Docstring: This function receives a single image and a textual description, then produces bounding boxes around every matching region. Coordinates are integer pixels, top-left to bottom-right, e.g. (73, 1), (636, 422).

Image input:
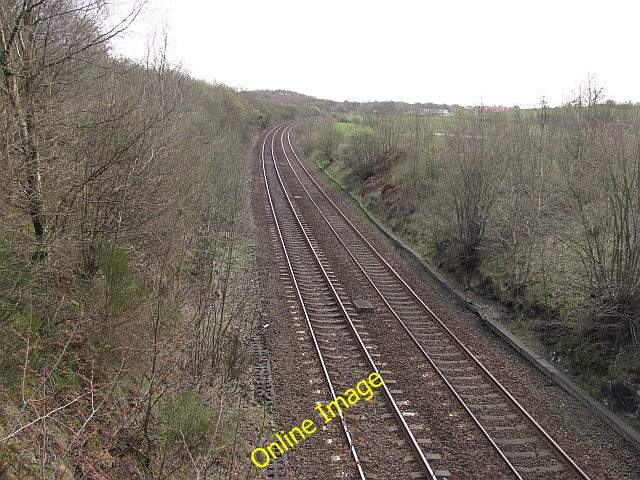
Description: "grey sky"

(110, 0), (640, 107)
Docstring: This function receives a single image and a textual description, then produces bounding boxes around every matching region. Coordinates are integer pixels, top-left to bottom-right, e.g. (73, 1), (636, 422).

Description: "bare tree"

(0, 0), (142, 253)
(559, 87), (640, 352)
(442, 107), (507, 272)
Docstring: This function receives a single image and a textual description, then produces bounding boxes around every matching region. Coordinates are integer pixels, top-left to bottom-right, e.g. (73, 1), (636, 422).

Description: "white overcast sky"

(109, 0), (639, 107)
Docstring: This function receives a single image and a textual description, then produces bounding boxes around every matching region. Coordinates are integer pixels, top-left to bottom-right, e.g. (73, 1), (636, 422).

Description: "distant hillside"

(243, 89), (452, 120)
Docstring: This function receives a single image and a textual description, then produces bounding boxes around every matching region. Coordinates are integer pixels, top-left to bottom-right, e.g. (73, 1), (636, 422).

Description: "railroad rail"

(261, 124), (438, 480)
(273, 121), (592, 480)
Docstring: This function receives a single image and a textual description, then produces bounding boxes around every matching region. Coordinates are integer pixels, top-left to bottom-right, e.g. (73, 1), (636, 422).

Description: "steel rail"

(276, 123), (522, 478)
(260, 123), (366, 479)
(268, 123), (438, 480)
(280, 121), (592, 480)
(261, 124), (437, 480)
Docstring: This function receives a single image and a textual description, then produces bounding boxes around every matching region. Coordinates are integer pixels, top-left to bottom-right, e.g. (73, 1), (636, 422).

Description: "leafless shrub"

(440, 108), (508, 272)
(557, 88), (640, 361)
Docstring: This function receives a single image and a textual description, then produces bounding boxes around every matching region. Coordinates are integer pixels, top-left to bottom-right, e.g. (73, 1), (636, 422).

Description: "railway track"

(265, 121), (593, 480)
(261, 124), (439, 479)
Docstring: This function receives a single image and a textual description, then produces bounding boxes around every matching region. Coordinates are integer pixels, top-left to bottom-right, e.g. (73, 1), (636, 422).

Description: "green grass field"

(333, 121), (357, 134)
(333, 113), (454, 135)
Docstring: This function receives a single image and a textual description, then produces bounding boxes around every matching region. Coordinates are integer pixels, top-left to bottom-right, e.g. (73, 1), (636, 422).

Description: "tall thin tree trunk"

(1, 0), (46, 250)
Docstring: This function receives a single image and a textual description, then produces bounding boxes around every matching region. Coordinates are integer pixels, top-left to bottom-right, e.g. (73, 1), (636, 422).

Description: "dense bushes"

(308, 96), (640, 397)
(337, 125), (380, 178)
(0, 2), (262, 478)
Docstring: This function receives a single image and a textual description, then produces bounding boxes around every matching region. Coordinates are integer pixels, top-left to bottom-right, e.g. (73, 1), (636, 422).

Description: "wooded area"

(305, 92), (640, 418)
(0, 1), (285, 478)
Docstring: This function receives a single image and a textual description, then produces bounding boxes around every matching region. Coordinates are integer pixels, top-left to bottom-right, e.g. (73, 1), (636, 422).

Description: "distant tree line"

(244, 89), (452, 116)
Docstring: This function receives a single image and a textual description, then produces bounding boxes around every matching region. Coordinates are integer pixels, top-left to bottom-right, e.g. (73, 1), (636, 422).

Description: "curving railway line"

(260, 121), (593, 479)
(261, 124), (437, 479)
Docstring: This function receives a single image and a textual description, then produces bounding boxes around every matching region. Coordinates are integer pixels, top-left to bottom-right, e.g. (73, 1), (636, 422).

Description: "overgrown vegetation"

(305, 91), (640, 421)
(0, 1), (269, 478)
